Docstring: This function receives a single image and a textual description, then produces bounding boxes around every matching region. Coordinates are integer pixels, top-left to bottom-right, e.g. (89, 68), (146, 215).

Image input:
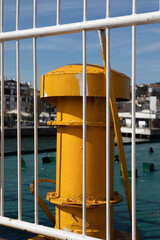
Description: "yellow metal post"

(40, 64), (130, 239)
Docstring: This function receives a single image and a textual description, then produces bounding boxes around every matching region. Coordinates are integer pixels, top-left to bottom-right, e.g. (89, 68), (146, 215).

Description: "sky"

(1, 0), (160, 89)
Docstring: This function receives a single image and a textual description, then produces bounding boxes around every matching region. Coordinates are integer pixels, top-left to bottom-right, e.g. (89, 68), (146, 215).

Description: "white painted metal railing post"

(82, 0), (87, 236)
(33, 0), (38, 225)
(0, 0), (4, 217)
(106, 0), (110, 239)
(132, 0), (137, 240)
(16, 0), (22, 221)
(57, 0), (60, 25)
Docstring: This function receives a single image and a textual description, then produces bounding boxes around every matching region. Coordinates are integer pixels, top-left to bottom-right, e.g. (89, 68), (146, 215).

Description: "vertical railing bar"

(0, 0), (3, 33)
(106, 0), (110, 18)
(82, 29), (86, 236)
(33, 0), (38, 225)
(0, 0), (4, 217)
(82, 0), (87, 236)
(33, 0), (37, 29)
(106, 1), (110, 239)
(16, 0), (20, 31)
(133, 0), (136, 14)
(16, 0), (22, 221)
(132, 26), (136, 239)
(57, 0), (60, 25)
(83, 0), (87, 22)
(33, 37), (38, 224)
(106, 29), (110, 240)
(132, 1), (136, 239)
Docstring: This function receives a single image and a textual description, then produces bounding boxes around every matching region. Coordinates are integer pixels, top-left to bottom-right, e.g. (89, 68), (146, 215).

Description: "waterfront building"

(119, 109), (160, 138)
(0, 78), (56, 125)
(0, 78), (33, 113)
(118, 96), (160, 138)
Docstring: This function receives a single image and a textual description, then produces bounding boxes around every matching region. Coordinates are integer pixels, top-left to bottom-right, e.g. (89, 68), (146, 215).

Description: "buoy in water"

(114, 155), (120, 162)
(149, 147), (154, 153)
(143, 162), (154, 172)
(21, 157), (26, 169)
(42, 156), (56, 163)
(42, 156), (51, 163)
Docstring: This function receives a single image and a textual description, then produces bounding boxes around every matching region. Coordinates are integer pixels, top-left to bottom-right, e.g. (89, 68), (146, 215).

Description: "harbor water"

(0, 136), (160, 239)
(114, 141), (160, 239)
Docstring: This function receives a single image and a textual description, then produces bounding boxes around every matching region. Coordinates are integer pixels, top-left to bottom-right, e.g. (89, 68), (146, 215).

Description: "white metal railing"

(82, 0), (87, 236)
(0, 1), (160, 240)
(1, 11), (160, 41)
(57, 0), (60, 25)
(16, 0), (22, 221)
(132, 1), (137, 239)
(0, 0), (4, 218)
(0, 216), (99, 240)
(106, 1), (110, 240)
(33, 0), (38, 225)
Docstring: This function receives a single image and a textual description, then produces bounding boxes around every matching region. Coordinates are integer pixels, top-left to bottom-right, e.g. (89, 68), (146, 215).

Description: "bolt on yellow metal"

(40, 64), (130, 239)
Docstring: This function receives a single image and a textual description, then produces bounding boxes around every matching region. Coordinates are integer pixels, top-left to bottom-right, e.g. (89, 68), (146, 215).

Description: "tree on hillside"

(136, 85), (148, 98)
(29, 96), (55, 117)
(152, 90), (160, 100)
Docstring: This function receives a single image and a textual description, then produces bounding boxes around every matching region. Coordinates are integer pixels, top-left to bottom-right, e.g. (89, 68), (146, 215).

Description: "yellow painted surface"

(51, 98), (114, 200)
(55, 205), (113, 238)
(40, 64), (130, 240)
(40, 64), (130, 101)
(27, 235), (55, 240)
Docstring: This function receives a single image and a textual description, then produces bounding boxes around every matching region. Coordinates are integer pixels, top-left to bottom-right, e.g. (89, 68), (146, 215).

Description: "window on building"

(13, 89), (17, 95)
(5, 96), (10, 102)
(4, 88), (10, 95)
(5, 104), (10, 111)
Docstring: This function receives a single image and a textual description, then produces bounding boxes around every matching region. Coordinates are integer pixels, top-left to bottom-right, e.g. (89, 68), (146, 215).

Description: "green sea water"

(0, 136), (56, 239)
(0, 136), (160, 239)
(114, 142), (160, 240)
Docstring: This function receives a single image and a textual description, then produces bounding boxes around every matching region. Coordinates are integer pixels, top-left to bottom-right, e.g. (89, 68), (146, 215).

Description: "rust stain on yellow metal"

(46, 191), (123, 207)
(40, 64), (130, 239)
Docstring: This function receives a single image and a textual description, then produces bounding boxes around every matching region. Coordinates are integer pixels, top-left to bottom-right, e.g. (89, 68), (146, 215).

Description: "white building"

(0, 79), (33, 113)
(119, 109), (160, 137)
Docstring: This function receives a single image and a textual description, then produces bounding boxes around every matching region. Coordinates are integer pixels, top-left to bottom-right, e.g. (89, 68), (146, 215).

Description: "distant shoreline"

(115, 137), (160, 145)
(4, 139), (160, 156)
(4, 147), (56, 157)
(2, 126), (57, 137)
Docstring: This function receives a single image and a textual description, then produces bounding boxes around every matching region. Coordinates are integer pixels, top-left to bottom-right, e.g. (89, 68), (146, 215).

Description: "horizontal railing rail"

(0, 216), (102, 240)
(0, 11), (160, 42)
